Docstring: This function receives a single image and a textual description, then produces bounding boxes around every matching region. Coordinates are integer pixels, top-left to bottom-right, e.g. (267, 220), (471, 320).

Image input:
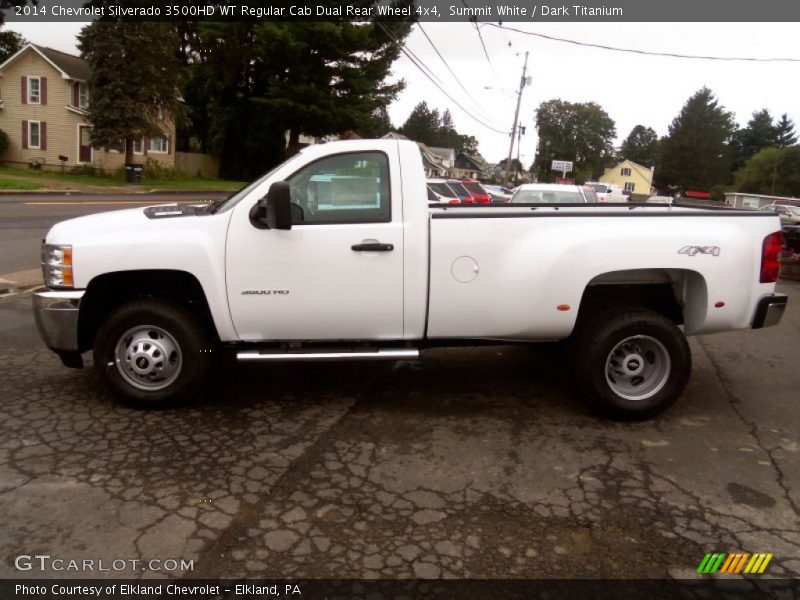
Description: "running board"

(237, 348), (419, 362)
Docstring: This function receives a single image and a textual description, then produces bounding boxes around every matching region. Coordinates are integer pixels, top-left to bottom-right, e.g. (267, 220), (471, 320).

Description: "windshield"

(587, 183), (608, 193)
(462, 182), (486, 195)
(511, 189), (584, 204)
(446, 181), (471, 198)
(428, 182), (456, 198)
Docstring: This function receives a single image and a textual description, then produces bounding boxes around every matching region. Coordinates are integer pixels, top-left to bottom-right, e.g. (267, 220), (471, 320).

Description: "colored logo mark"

(697, 552), (773, 574)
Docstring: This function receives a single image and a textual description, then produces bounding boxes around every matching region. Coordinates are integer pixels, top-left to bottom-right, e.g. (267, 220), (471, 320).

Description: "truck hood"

(46, 204), (209, 244)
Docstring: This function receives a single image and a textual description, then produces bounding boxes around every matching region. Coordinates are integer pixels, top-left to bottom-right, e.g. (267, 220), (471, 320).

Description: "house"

(599, 159), (655, 199)
(0, 43), (175, 171)
(451, 152), (488, 180)
(380, 133), (450, 178)
(725, 192), (800, 210)
(427, 146), (455, 170)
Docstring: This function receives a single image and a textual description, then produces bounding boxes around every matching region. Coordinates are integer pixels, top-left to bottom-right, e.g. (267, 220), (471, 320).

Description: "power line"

(488, 23), (800, 63)
(416, 23), (495, 122)
(473, 22), (502, 82)
(377, 22), (508, 135)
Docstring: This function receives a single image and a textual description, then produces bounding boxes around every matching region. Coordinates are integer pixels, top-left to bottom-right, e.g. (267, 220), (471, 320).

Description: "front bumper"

(752, 293), (788, 329)
(32, 289), (85, 352)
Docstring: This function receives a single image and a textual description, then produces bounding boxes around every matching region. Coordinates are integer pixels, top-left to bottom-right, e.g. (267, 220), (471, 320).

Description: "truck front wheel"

(93, 299), (211, 407)
(572, 306), (691, 420)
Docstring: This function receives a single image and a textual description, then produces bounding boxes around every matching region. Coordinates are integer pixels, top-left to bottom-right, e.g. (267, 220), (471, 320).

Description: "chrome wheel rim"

(605, 335), (670, 401)
(114, 325), (182, 391)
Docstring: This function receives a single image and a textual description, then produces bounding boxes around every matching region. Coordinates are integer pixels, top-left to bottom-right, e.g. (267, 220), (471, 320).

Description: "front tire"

(93, 299), (211, 407)
(572, 306), (691, 420)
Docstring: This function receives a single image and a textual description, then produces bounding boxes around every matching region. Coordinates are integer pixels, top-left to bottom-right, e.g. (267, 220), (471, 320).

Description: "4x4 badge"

(678, 246), (720, 256)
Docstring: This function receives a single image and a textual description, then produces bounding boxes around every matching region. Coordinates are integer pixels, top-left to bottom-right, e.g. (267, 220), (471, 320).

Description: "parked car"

(34, 139), (787, 419)
(510, 183), (598, 204)
(427, 180), (462, 204)
(445, 179), (481, 204)
(427, 184), (460, 205)
(759, 203), (800, 226)
(647, 195), (675, 205)
(585, 182), (627, 203)
(483, 184), (512, 204)
(459, 179), (491, 204)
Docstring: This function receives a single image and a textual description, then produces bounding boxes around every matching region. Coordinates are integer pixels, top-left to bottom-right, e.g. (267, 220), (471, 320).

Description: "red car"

(459, 178), (491, 204)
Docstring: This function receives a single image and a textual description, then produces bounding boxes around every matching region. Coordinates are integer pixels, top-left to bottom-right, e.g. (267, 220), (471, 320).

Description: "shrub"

(142, 157), (189, 180)
(0, 129), (8, 154)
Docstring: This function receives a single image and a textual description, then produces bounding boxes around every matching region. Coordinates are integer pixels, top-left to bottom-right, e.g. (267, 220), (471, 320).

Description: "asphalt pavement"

(1, 279), (798, 580)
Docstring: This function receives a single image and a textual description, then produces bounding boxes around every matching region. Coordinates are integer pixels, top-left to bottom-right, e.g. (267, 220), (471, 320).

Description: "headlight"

(42, 243), (73, 288)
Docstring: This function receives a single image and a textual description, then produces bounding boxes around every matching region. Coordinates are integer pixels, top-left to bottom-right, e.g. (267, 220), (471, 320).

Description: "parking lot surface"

(1, 281), (798, 580)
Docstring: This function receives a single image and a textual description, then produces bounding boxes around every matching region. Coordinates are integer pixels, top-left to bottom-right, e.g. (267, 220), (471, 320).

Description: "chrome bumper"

(752, 293), (788, 329)
(32, 289), (85, 352)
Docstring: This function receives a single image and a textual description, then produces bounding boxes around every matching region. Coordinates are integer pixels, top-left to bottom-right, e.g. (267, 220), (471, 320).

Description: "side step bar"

(237, 348), (419, 362)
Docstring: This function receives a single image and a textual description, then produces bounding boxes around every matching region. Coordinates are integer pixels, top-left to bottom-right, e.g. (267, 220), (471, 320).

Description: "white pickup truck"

(34, 139), (787, 419)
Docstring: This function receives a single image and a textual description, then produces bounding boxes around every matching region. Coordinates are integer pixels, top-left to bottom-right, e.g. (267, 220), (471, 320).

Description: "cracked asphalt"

(1, 281), (798, 581)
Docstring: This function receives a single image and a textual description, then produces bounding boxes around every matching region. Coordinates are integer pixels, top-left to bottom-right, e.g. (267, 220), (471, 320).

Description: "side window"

(286, 152), (390, 224)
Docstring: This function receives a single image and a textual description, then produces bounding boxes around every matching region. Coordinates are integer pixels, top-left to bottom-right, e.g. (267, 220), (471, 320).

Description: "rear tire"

(572, 305), (691, 420)
(93, 299), (211, 407)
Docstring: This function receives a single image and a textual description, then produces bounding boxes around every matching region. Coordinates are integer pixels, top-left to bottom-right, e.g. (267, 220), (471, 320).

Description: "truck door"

(225, 150), (404, 341)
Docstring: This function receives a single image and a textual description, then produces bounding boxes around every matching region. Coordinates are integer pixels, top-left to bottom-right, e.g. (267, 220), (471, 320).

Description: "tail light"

(760, 231), (783, 283)
(464, 197), (474, 204)
(448, 199), (461, 205)
(475, 195), (490, 204)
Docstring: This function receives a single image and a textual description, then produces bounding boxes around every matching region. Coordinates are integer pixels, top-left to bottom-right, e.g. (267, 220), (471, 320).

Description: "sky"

(10, 21), (800, 166)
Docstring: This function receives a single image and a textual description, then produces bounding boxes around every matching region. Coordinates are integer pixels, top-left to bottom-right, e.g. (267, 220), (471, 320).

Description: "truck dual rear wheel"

(93, 299), (211, 407)
(572, 306), (691, 420)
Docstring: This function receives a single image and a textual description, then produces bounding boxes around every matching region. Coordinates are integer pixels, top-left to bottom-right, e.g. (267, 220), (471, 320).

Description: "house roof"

(0, 43), (89, 81)
(380, 132), (410, 140)
(36, 45), (90, 81)
(456, 152), (487, 171)
(605, 158), (654, 182)
(428, 147), (455, 160)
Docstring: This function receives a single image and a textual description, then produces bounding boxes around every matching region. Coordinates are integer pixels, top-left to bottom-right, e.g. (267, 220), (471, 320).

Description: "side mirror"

(249, 181), (292, 230)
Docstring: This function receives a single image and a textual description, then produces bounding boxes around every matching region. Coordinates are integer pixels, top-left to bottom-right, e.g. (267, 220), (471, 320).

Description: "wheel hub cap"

(114, 326), (182, 391)
(605, 335), (671, 401)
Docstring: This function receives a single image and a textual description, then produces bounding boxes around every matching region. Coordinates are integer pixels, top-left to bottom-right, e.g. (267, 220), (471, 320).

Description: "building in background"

(0, 43), (175, 172)
(600, 159), (654, 200)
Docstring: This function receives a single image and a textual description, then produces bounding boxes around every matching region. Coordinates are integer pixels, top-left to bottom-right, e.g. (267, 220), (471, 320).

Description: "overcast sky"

(10, 21), (799, 165)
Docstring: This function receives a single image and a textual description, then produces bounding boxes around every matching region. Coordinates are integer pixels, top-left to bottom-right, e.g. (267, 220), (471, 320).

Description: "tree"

(77, 23), (186, 165)
(531, 99), (616, 183)
(774, 113), (798, 148)
(620, 125), (659, 167)
(359, 106), (393, 138)
(0, 29), (24, 63)
(255, 18), (410, 154)
(735, 146), (800, 196)
(658, 88), (735, 190)
(399, 101), (441, 145)
(729, 109), (779, 173)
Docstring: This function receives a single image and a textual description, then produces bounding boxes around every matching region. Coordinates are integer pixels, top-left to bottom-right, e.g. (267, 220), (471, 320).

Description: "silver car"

(759, 203), (800, 226)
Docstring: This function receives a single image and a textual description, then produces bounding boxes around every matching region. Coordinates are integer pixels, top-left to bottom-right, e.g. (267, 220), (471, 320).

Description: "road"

(1, 277), (798, 581)
(0, 192), (229, 274)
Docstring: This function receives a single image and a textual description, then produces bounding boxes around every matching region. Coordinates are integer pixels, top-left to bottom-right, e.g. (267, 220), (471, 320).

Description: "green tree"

(735, 146), (800, 196)
(359, 106), (393, 138)
(620, 125), (659, 167)
(532, 99), (616, 183)
(659, 87), (735, 190)
(77, 23), (186, 165)
(0, 29), (25, 63)
(399, 101), (441, 145)
(730, 109), (778, 172)
(774, 113), (798, 148)
(255, 18), (410, 154)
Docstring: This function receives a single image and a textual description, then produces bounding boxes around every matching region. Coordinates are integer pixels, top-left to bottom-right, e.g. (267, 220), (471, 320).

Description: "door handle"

(351, 242), (394, 252)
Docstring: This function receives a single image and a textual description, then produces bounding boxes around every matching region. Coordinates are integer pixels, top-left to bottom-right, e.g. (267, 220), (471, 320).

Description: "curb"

(0, 188), (234, 196)
(0, 283), (44, 298)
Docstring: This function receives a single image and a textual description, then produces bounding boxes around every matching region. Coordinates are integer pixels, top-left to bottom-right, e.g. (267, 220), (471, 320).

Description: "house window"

(148, 136), (168, 153)
(624, 182), (635, 192)
(28, 77), (41, 104)
(28, 121), (41, 149)
(133, 139), (143, 154)
(78, 83), (89, 108)
(620, 167), (631, 176)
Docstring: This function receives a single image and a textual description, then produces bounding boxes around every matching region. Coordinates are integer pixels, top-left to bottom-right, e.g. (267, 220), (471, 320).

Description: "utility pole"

(504, 51), (529, 187)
